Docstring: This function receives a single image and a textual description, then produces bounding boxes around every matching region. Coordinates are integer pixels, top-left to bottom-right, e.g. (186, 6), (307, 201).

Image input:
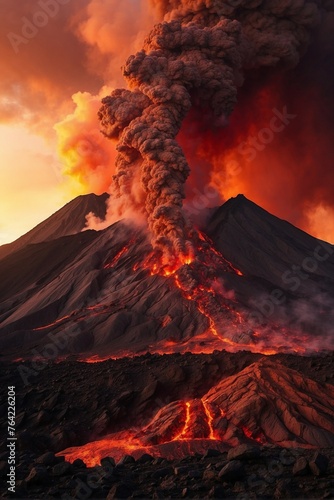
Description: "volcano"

(1, 195), (334, 499)
(0, 193), (333, 361)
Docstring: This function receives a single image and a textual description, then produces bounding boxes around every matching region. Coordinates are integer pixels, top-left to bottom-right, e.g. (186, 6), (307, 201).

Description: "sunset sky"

(0, 0), (333, 245)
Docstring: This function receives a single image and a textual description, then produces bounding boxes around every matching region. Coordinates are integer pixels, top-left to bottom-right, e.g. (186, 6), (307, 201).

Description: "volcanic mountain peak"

(0, 192), (109, 261)
(0, 193), (333, 360)
(208, 194), (334, 291)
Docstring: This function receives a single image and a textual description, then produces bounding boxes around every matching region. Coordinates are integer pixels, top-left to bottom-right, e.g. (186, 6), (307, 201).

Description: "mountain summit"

(0, 193), (109, 261)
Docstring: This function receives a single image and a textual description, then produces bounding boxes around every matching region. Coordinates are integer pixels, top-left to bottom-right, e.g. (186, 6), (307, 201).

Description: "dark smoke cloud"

(99, 0), (332, 265)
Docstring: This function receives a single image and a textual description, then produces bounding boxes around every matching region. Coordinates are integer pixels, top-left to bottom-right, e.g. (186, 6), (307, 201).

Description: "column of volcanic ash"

(98, 0), (331, 271)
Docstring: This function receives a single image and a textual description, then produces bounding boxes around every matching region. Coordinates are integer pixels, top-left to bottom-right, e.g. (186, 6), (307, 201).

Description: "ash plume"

(99, 0), (331, 266)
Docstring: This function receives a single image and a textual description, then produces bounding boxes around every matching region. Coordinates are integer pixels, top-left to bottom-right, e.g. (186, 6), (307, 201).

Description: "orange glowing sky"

(0, 1), (333, 245)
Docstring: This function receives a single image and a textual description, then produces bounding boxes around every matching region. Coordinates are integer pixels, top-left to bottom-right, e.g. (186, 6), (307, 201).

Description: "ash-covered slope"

(0, 193), (108, 261)
(0, 222), (208, 360)
(208, 194), (334, 294)
(0, 194), (333, 360)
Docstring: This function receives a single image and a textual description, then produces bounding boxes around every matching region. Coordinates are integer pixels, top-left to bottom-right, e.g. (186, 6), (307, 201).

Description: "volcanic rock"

(174, 465), (191, 475)
(152, 466), (174, 479)
(117, 454), (135, 466)
(218, 460), (244, 481)
(136, 453), (154, 464)
(35, 451), (59, 466)
(274, 478), (293, 499)
(309, 452), (329, 476)
(292, 457), (309, 476)
(52, 461), (73, 476)
(203, 469), (216, 481)
(205, 358), (334, 448)
(101, 456), (116, 468)
(227, 444), (260, 461)
(209, 485), (226, 498)
(204, 449), (222, 458)
(107, 483), (134, 499)
(26, 465), (48, 484)
(73, 458), (87, 468)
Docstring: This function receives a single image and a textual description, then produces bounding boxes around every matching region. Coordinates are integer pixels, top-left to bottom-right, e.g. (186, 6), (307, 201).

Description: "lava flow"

(134, 228), (256, 351)
(74, 228), (314, 364)
(58, 399), (231, 466)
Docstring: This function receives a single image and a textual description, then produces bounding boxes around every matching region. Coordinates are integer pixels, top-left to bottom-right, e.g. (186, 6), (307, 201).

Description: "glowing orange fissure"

(58, 400), (267, 467)
(59, 400), (224, 467)
(202, 400), (216, 440)
(104, 237), (136, 269)
(32, 303), (123, 332)
(172, 401), (192, 441)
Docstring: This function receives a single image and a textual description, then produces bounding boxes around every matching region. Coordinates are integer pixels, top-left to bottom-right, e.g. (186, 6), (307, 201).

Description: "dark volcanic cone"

(0, 193), (109, 261)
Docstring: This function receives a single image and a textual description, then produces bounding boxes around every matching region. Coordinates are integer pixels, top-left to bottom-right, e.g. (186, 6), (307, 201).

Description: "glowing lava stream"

(172, 402), (192, 441)
(202, 400), (216, 440)
(32, 303), (124, 332)
(57, 399), (270, 466)
(104, 238), (136, 269)
(104, 246), (128, 269)
(134, 232), (310, 356)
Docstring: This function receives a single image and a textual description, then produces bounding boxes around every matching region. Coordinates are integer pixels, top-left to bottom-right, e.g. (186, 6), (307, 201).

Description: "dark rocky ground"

(1, 350), (334, 499)
(3, 444), (334, 499)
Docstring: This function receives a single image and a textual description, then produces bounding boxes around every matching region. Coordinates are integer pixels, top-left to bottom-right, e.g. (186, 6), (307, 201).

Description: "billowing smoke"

(99, 0), (332, 266)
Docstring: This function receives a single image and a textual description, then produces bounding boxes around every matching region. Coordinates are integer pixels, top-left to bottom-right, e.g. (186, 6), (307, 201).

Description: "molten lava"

(58, 399), (230, 466)
(57, 391), (270, 466)
(104, 238), (136, 269)
(58, 358), (334, 466)
(104, 246), (128, 269)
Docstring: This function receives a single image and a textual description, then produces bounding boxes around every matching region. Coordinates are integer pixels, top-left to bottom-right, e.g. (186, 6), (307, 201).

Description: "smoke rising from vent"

(99, 0), (332, 264)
